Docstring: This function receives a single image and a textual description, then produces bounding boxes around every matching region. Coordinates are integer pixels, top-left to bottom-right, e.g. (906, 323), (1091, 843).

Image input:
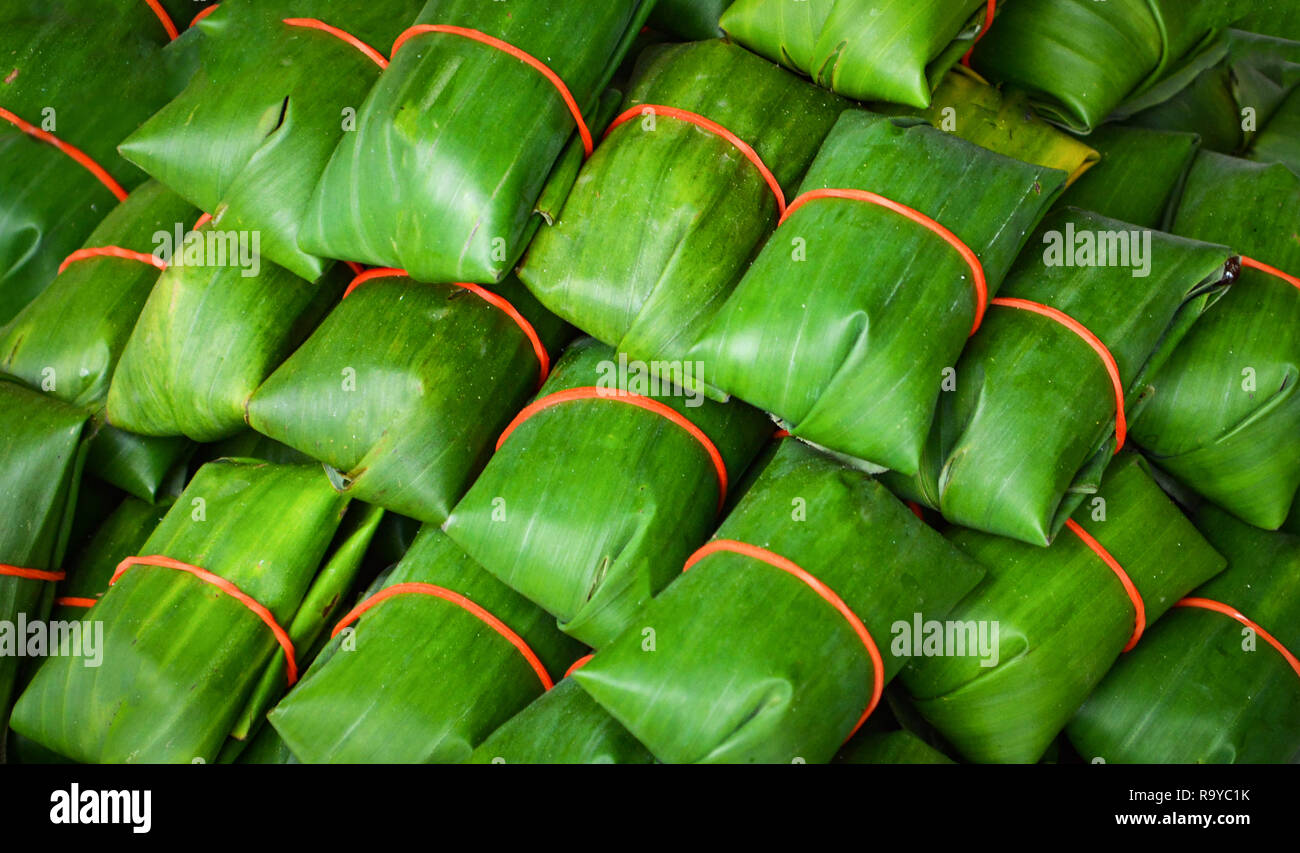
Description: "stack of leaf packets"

(444, 337), (772, 648)
(971, 0), (1241, 132)
(246, 274), (569, 524)
(120, 0), (426, 280)
(1054, 126), (1201, 229)
(269, 527), (582, 763)
(895, 207), (1233, 545)
(298, 0), (654, 283)
(519, 40), (845, 394)
(899, 453), (1225, 763)
(1068, 505), (1300, 763)
(1130, 152), (1300, 529)
(572, 440), (984, 763)
(649, 0), (732, 39)
(11, 460), (380, 763)
(1, 180), (198, 500)
(719, 0), (998, 106)
(689, 110), (1065, 476)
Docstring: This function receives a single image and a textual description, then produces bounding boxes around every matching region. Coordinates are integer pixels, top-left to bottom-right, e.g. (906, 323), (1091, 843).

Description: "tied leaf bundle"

(899, 453), (1226, 763)
(298, 0), (655, 283)
(648, 0), (733, 40)
(1130, 152), (1300, 529)
(719, 0), (997, 107)
(10, 460), (378, 764)
(1, 180), (198, 500)
(835, 729), (955, 765)
(896, 208), (1233, 545)
(1054, 126), (1201, 229)
(572, 440), (985, 764)
(120, 0), (426, 281)
(1067, 505), (1300, 763)
(519, 39), (844, 391)
(269, 527), (582, 763)
(246, 274), (568, 524)
(690, 111), (1065, 476)
(444, 337), (772, 648)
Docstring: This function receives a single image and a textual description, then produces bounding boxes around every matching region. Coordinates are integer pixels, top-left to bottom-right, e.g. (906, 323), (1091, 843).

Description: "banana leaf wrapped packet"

(518, 39), (845, 390)
(971, 0), (1240, 133)
(649, 0), (733, 40)
(10, 459), (380, 763)
(1053, 126), (1200, 229)
(1249, 84), (1300, 174)
(899, 453), (1225, 763)
(269, 526), (582, 763)
(1, 180), (198, 500)
(835, 729), (956, 765)
(1067, 505), (1300, 763)
(298, 0), (654, 283)
(572, 440), (985, 764)
(50, 496), (171, 621)
(689, 110), (1065, 475)
(120, 0), (426, 280)
(719, 0), (999, 107)
(247, 271), (568, 523)
(1130, 152), (1300, 529)
(444, 337), (772, 648)
(891, 208), (1233, 545)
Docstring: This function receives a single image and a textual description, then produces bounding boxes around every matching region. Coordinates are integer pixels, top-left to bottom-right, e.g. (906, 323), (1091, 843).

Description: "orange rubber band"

(683, 539), (884, 738)
(992, 297), (1126, 451)
(193, 212), (212, 229)
(143, 0), (179, 40)
(391, 25), (593, 156)
(497, 387), (730, 513)
(0, 107), (128, 202)
(604, 105), (786, 217)
(344, 260), (364, 275)
(58, 246), (166, 275)
(331, 582), (554, 690)
(1064, 518), (1145, 651)
(284, 18), (389, 69)
(342, 267), (550, 385)
(111, 555), (299, 685)
(1176, 597), (1300, 681)
(907, 501), (925, 521)
(0, 564), (65, 582)
(961, 0), (997, 67)
(55, 596), (100, 608)
(1241, 256), (1300, 291)
(780, 188), (988, 334)
(191, 5), (219, 27)
(564, 653), (594, 679)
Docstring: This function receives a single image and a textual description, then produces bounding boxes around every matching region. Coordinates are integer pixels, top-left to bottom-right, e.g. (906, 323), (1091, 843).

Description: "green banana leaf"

(689, 110), (1065, 476)
(298, 0), (655, 283)
(719, 0), (997, 107)
(107, 251), (348, 443)
(192, 431), (314, 468)
(834, 730), (956, 765)
(1234, 1), (1300, 41)
(648, 0), (732, 39)
(1130, 152), (1300, 529)
(468, 677), (654, 765)
(519, 41), (845, 398)
(10, 459), (367, 763)
(120, 0), (426, 281)
(0, 381), (89, 739)
(899, 453), (1226, 763)
(897, 207), (1233, 545)
(1053, 126), (1200, 229)
(1067, 504), (1300, 763)
(572, 440), (985, 764)
(444, 337), (772, 648)
(234, 722), (300, 765)
(51, 496), (172, 622)
(0, 0), (197, 323)
(972, 0), (1240, 132)
(1249, 84), (1300, 173)
(268, 526), (583, 763)
(247, 274), (569, 524)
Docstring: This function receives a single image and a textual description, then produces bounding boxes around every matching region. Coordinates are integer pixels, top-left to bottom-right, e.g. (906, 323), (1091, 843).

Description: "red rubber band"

(111, 555), (299, 685)
(344, 260), (364, 275)
(143, 0), (179, 40)
(193, 212), (212, 229)
(1175, 597), (1300, 681)
(564, 653), (594, 679)
(191, 5), (219, 27)
(497, 387), (729, 513)
(992, 297), (1126, 452)
(780, 188), (988, 334)
(342, 267), (550, 385)
(55, 596), (100, 608)
(0, 107), (128, 202)
(284, 18), (388, 69)
(683, 539), (884, 738)
(907, 501), (925, 521)
(1064, 518), (1145, 651)
(0, 564), (65, 582)
(604, 105), (786, 217)
(961, 0), (997, 67)
(1241, 256), (1300, 291)
(330, 582), (554, 690)
(58, 246), (167, 276)
(390, 25), (593, 156)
